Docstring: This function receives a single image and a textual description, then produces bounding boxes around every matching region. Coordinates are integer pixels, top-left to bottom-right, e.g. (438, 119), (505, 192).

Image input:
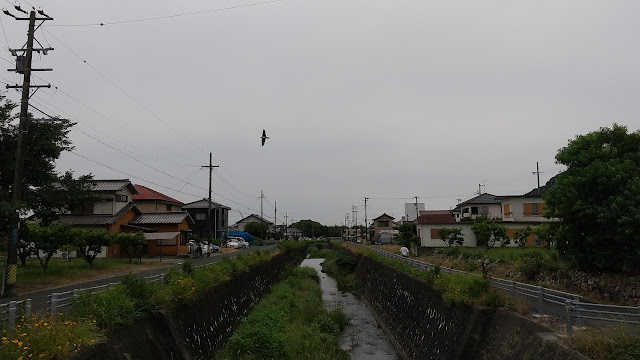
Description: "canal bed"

(300, 258), (400, 360)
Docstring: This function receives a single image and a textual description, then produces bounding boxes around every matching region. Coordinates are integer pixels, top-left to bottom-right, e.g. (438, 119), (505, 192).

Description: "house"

(129, 212), (194, 256)
(372, 213), (396, 243)
(182, 199), (231, 240)
(58, 179), (143, 257)
(452, 193), (502, 221)
(286, 227), (302, 238)
(231, 214), (273, 232)
(416, 213), (476, 247)
(132, 184), (184, 212)
(58, 179), (195, 257)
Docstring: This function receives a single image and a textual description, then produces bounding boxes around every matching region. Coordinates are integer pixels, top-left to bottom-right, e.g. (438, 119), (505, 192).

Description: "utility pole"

(364, 197), (369, 243)
(274, 200), (277, 239)
(201, 153), (219, 241)
(284, 212), (288, 239)
(532, 162), (544, 196)
(3, 7), (54, 297)
(414, 196), (419, 221)
(260, 190), (264, 220)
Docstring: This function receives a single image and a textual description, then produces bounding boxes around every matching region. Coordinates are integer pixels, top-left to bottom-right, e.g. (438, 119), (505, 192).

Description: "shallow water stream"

(300, 258), (400, 360)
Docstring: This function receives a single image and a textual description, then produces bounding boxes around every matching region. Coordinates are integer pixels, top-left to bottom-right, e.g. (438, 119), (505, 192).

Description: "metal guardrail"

(355, 244), (640, 333)
(2, 245), (278, 324)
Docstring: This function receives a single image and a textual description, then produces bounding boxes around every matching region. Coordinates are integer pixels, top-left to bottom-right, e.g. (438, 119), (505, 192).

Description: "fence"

(359, 244), (640, 334)
(1, 244), (278, 326)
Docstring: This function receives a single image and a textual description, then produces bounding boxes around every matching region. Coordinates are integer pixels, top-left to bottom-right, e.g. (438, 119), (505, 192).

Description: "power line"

(47, 1), (282, 27)
(42, 28), (208, 155)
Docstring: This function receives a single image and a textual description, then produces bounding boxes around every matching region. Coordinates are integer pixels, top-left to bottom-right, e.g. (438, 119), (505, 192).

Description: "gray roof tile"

(130, 211), (194, 225)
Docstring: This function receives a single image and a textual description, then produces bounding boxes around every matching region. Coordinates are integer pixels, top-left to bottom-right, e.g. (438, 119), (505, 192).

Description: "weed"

(567, 325), (640, 360)
(71, 285), (142, 330)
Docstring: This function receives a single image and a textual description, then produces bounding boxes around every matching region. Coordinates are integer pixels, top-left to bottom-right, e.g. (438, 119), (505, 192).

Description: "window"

(430, 229), (440, 239)
(523, 203), (545, 216)
(157, 238), (177, 246)
(462, 208), (469, 214)
(378, 220), (389, 227)
(471, 207), (478, 215)
(479, 206), (489, 215)
(115, 194), (128, 202)
(504, 204), (511, 218)
(166, 204), (172, 211)
(195, 213), (206, 221)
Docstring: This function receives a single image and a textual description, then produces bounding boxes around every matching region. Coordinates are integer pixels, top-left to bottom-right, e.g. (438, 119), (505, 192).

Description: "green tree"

(544, 124), (640, 273)
(114, 232), (146, 263)
(28, 222), (75, 273)
(244, 222), (270, 238)
(512, 226), (533, 247)
(290, 219), (327, 238)
(397, 222), (419, 246)
(0, 94), (96, 233)
(471, 221), (509, 249)
(74, 229), (114, 266)
(438, 227), (464, 247)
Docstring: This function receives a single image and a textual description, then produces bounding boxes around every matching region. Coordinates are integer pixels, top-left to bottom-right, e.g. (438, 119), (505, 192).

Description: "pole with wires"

(2, 8), (54, 297)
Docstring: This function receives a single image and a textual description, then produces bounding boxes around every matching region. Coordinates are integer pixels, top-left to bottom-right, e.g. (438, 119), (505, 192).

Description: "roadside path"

(2, 246), (270, 313)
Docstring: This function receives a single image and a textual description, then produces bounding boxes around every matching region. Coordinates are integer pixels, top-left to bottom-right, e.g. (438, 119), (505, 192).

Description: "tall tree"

(0, 94), (95, 232)
(544, 124), (640, 273)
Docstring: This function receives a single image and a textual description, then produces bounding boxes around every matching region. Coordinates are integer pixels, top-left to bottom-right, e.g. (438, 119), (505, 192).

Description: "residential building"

(372, 213), (396, 243)
(231, 214), (273, 232)
(453, 193), (502, 221)
(182, 199), (231, 240)
(132, 184), (184, 212)
(129, 212), (194, 256)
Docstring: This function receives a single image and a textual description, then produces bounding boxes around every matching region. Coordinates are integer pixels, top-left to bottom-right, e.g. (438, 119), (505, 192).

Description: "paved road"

(2, 245), (273, 313)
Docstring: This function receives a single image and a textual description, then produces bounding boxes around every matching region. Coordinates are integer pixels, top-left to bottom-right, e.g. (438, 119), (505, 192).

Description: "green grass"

(17, 257), (138, 285)
(216, 266), (350, 360)
(568, 325), (640, 360)
(439, 246), (562, 263)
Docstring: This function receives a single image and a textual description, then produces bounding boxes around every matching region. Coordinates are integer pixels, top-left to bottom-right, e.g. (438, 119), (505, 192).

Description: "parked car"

(209, 244), (220, 253)
(188, 240), (208, 256)
(226, 237), (249, 249)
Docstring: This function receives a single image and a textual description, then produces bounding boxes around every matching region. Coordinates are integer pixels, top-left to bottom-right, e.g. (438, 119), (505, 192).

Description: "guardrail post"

(574, 295), (583, 327)
(537, 286), (544, 316)
(7, 301), (16, 333)
(73, 288), (79, 299)
(50, 293), (58, 316)
(565, 300), (573, 335)
(509, 280), (515, 297)
(25, 298), (31, 319)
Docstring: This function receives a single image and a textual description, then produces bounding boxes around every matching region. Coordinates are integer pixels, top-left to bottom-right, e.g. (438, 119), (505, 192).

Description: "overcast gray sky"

(1, 0), (639, 225)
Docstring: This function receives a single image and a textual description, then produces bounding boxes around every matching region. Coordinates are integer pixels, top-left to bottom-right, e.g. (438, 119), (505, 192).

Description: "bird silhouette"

(261, 129), (269, 146)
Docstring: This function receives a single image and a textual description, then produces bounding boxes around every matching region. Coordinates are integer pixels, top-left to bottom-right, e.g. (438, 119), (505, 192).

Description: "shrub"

(0, 314), (101, 360)
(120, 273), (166, 313)
(517, 254), (544, 280)
(482, 290), (506, 308)
(181, 260), (195, 278)
(166, 277), (197, 304)
(335, 255), (358, 272)
(71, 285), (142, 330)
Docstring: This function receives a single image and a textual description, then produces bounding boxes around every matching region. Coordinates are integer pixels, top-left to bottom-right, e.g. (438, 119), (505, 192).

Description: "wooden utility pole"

(202, 153), (219, 241)
(3, 8), (54, 297)
(532, 162), (544, 196)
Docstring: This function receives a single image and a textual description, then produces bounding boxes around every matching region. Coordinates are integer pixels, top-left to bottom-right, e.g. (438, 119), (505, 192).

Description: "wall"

(418, 222), (476, 247)
(354, 255), (590, 360)
(72, 248), (307, 360)
(501, 196), (556, 223)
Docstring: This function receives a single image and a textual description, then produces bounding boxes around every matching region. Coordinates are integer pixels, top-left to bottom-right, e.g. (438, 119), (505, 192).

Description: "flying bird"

(261, 129), (269, 146)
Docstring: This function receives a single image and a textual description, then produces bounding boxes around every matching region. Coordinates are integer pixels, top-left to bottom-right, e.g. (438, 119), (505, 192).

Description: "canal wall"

(71, 248), (307, 360)
(354, 255), (589, 360)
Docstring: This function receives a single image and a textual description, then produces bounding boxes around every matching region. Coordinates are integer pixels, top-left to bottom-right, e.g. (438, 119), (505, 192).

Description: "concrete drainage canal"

(300, 258), (400, 360)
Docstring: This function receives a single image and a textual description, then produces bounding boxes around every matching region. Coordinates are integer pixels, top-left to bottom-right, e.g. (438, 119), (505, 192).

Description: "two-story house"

(452, 193), (502, 221)
(133, 184), (184, 212)
(231, 214), (273, 232)
(372, 213), (396, 243)
(182, 199), (231, 240)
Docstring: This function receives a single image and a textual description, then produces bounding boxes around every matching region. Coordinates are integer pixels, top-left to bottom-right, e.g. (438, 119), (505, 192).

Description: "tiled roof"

(93, 179), (138, 194)
(144, 232), (180, 240)
(57, 203), (139, 226)
(417, 213), (456, 224)
(456, 193), (501, 207)
(132, 185), (183, 204)
(237, 214), (273, 225)
(130, 211), (194, 225)
(372, 213), (395, 220)
(182, 198), (231, 210)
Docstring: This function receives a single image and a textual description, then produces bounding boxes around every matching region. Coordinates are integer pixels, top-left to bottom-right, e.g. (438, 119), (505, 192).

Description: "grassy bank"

(216, 266), (350, 360)
(1, 247), (288, 360)
(568, 326), (640, 360)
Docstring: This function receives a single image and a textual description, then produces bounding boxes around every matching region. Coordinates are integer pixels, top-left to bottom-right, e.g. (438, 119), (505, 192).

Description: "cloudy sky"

(1, 0), (638, 225)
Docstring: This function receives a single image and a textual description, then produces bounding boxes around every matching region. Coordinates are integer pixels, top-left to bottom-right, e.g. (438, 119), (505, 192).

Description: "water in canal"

(300, 258), (400, 360)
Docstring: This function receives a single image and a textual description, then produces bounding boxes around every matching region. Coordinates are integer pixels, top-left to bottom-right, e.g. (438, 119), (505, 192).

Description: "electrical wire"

(42, 28), (208, 155)
(47, 1), (282, 27)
